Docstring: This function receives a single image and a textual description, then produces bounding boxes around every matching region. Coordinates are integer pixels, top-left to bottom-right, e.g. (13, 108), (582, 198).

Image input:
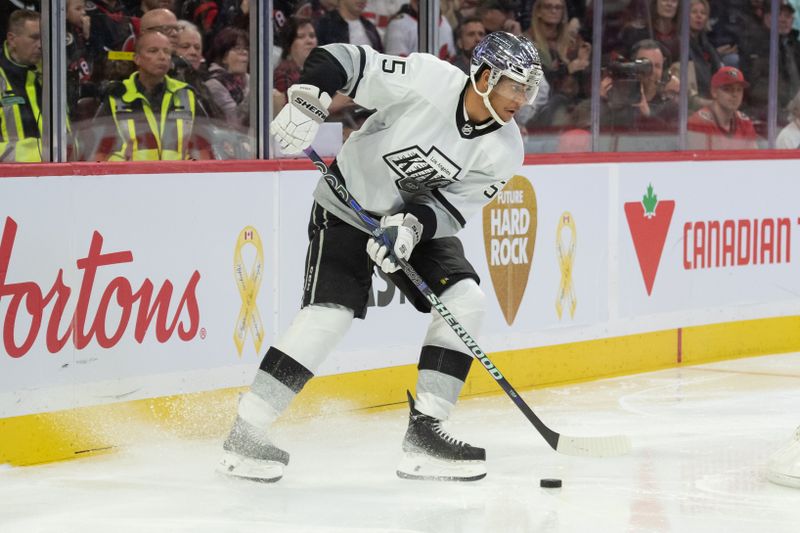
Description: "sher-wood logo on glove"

(482, 175), (537, 325)
(293, 95), (328, 121)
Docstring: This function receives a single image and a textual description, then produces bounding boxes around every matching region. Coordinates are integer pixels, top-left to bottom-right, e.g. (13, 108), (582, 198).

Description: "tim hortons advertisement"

(619, 160), (800, 317)
(0, 173), (277, 416)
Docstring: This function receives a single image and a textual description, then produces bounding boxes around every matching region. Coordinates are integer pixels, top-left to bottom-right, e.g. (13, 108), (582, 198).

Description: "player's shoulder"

(404, 52), (464, 77)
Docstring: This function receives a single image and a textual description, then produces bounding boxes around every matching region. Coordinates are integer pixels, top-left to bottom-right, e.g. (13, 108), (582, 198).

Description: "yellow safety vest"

(108, 73), (196, 161)
(0, 64), (42, 163)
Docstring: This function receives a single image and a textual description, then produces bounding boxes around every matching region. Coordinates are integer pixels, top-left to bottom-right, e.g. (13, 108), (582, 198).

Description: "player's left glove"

(270, 84), (332, 154)
(366, 213), (423, 273)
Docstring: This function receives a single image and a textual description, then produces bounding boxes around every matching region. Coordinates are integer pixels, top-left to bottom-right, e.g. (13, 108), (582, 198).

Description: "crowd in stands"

(1, 0), (251, 162)
(270, 0), (800, 151)
(1, 0), (800, 162)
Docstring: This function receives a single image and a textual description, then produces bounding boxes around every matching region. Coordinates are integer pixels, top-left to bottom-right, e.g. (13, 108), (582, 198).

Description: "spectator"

(688, 66), (758, 150)
(452, 16), (486, 73)
(478, 0), (522, 35)
(457, 0), (482, 20)
(67, 0), (98, 120)
(85, 0), (137, 53)
(634, 39), (679, 124)
(140, 7), (180, 48)
(384, 0), (454, 59)
(175, 19), (204, 71)
(204, 27), (250, 128)
(737, 0), (768, 50)
(741, 1), (800, 129)
(583, 0), (642, 60)
(525, 0), (591, 128)
(0, 9), (42, 162)
(180, 0), (250, 50)
(127, 0), (175, 18)
(687, 0), (722, 110)
(0, 1), (38, 41)
(274, 17), (318, 94)
(140, 9), (212, 113)
(363, 0), (405, 39)
(707, 0), (745, 67)
(441, 0), (461, 31)
(291, 0), (337, 21)
(95, 30), (208, 160)
(593, 39), (679, 139)
(316, 0), (383, 51)
(776, 89), (800, 148)
(171, 20), (222, 120)
(618, 0), (680, 64)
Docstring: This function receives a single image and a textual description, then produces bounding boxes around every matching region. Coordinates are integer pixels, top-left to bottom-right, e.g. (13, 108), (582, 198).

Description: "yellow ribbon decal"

(555, 211), (577, 320)
(233, 226), (265, 357)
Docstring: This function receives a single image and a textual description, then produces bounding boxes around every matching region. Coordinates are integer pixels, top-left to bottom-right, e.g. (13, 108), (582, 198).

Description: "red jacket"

(687, 107), (758, 150)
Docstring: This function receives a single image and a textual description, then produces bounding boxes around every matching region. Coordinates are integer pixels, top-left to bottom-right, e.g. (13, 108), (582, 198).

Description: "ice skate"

(766, 426), (800, 488)
(396, 391), (486, 481)
(217, 416), (289, 483)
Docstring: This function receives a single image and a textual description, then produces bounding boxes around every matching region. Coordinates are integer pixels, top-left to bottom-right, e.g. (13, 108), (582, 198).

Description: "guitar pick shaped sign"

(482, 175), (537, 325)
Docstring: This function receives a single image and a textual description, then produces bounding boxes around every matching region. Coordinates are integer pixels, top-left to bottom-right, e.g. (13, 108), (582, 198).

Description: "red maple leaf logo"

(625, 186), (675, 296)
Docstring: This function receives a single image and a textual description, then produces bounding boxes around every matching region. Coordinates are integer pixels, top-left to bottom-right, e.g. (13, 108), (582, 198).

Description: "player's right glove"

(366, 213), (423, 273)
(270, 84), (332, 154)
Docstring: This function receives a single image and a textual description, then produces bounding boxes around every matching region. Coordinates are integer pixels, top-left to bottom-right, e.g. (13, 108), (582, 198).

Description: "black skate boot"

(396, 391), (486, 481)
(217, 416), (289, 482)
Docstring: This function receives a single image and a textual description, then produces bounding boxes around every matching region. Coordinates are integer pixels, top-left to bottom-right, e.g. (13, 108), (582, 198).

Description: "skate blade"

(766, 470), (800, 488)
(396, 452), (486, 482)
(217, 450), (284, 483)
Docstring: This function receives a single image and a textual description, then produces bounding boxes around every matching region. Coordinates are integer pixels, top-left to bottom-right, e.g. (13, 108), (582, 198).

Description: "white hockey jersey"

(313, 44), (524, 239)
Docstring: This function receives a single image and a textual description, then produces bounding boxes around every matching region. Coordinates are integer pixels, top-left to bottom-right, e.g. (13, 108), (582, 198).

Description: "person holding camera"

(592, 39), (679, 148)
(687, 66), (758, 150)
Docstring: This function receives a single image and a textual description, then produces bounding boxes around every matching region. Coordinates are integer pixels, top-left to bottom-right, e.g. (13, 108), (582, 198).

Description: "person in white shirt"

(363, 0), (406, 40)
(776, 90), (800, 149)
(219, 32), (543, 484)
(384, 0), (456, 60)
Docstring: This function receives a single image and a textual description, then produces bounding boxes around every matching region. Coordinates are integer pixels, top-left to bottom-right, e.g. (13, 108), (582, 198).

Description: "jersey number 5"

(381, 59), (407, 75)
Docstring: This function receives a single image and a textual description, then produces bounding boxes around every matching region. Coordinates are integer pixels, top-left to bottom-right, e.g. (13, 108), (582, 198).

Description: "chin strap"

(469, 75), (508, 125)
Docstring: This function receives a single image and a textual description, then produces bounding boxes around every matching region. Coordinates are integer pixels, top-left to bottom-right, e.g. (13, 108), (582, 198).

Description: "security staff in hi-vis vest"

(98, 30), (207, 161)
(0, 10), (43, 163)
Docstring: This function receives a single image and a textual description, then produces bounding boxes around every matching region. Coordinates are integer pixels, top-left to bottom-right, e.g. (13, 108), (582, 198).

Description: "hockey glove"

(270, 84), (332, 155)
(366, 213), (423, 273)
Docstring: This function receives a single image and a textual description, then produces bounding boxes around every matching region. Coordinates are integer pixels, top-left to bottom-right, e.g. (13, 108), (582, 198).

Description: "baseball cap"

(711, 66), (749, 90)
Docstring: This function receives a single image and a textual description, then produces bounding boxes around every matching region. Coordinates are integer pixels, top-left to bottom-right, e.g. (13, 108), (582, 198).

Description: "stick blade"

(555, 434), (632, 457)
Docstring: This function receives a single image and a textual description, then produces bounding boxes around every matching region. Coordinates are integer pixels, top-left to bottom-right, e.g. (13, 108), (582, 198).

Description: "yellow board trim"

(3, 315), (800, 467)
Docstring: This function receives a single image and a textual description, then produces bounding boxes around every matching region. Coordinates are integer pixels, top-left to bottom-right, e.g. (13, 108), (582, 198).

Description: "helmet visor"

(492, 75), (539, 105)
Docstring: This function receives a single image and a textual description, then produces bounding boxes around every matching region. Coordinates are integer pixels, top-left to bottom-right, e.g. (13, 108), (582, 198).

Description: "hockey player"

(218, 32), (543, 482)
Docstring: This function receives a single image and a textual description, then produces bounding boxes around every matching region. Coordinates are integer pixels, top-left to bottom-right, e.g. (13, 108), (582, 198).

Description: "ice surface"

(2, 352), (800, 533)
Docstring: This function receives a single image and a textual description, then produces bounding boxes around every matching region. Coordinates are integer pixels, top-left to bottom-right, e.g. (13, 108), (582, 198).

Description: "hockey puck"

(540, 478), (562, 488)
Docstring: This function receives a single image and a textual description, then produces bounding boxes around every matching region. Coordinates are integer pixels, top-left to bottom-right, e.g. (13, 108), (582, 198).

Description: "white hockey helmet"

(469, 32), (544, 124)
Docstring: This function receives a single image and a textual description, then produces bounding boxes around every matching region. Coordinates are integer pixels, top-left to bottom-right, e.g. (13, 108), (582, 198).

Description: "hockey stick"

(303, 147), (631, 458)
